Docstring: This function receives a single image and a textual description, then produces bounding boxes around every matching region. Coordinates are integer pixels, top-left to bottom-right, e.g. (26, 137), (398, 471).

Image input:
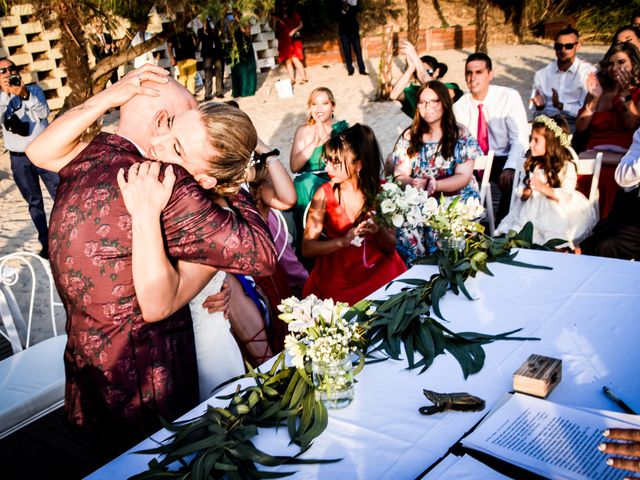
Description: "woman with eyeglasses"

(389, 81), (481, 264)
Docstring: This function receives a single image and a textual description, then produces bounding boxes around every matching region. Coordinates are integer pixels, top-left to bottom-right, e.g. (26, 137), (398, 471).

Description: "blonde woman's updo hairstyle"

(197, 102), (258, 195)
(306, 87), (336, 125)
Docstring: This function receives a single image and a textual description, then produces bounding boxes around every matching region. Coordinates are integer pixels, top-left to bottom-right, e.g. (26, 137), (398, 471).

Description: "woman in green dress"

(229, 12), (257, 98)
(289, 87), (348, 258)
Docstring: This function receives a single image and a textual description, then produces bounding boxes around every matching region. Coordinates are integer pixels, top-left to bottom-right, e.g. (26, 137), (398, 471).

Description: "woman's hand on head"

(117, 161), (176, 218)
(101, 64), (170, 108)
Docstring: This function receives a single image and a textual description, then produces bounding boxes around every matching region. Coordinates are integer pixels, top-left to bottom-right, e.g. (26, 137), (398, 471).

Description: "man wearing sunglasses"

(531, 27), (594, 129)
(0, 57), (58, 259)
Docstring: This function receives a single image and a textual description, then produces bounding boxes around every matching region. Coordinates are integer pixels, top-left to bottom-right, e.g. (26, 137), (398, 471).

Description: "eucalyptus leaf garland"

(344, 222), (552, 377)
(133, 222), (552, 478)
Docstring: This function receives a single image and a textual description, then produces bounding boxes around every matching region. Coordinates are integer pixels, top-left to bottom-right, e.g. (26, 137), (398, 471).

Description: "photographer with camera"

(0, 58), (58, 259)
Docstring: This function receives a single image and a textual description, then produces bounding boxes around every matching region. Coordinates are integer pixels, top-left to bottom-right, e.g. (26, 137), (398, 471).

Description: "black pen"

(602, 386), (638, 415)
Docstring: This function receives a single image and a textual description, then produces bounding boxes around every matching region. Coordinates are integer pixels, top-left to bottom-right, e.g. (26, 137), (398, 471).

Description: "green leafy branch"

(346, 223), (548, 378)
(132, 353), (337, 479)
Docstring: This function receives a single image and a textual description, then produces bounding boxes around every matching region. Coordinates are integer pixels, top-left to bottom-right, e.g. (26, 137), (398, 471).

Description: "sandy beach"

(0, 42), (607, 343)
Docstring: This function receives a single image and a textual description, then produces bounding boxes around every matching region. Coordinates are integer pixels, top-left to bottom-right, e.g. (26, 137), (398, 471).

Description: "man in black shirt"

(198, 18), (225, 100)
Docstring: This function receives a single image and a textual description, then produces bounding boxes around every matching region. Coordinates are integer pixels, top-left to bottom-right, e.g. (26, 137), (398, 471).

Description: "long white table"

(88, 250), (640, 479)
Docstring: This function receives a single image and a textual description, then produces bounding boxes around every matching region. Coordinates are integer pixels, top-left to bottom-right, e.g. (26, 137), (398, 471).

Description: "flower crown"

(533, 115), (572, 148)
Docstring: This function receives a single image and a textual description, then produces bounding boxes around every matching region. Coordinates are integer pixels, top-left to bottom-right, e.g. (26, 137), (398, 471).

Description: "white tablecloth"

(87, 250), (640, 479)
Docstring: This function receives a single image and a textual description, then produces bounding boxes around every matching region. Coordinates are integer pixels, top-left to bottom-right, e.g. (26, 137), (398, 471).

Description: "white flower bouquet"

(278, 295), (362, 370)
(278, 295), (364, 408)
(376, 181), (432, 229)
(424, 195), (485, 249)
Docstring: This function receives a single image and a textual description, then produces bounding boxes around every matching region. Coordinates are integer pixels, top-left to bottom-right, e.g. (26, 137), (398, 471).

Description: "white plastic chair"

(510, 154), (527, 210)
(475, 150), (495, 235)
(0, 252), (67, 440)
(576, 151), (603, 216)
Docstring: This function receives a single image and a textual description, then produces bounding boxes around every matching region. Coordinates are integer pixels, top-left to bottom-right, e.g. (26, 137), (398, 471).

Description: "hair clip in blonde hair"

(534, 115), (572, 148)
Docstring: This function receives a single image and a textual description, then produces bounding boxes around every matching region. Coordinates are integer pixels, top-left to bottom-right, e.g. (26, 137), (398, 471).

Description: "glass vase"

(311, 355), (355, 409)
(432, 230), (466, 252)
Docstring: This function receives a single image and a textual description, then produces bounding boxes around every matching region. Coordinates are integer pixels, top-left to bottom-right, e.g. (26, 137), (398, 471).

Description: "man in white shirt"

(531, 27), (593, 128)
(581, 127), (640, 260)
(453, 52), (529, 222)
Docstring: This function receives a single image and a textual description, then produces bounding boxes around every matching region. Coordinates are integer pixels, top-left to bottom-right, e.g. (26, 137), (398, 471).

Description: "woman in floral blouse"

(389, 80), (481, 264)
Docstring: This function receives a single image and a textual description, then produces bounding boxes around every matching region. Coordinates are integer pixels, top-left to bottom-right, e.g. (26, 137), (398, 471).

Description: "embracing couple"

(26, 65), (277, 458)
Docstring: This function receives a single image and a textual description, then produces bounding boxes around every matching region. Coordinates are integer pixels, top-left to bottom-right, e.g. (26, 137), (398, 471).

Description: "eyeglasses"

(554, 42), (577, 51)
(417, 99), (441, 109)
(0, 67), (17, 74)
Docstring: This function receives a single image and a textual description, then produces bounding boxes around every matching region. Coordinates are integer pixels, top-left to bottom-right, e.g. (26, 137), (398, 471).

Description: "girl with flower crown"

(302, 124), (406, 305)
(495, 115), (597, 247)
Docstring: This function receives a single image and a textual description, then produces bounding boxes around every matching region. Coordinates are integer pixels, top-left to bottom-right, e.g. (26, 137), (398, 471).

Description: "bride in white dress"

(190, 271), (245, 401)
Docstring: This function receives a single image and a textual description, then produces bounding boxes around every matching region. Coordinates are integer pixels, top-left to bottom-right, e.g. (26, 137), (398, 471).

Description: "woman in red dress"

(575, 42), (640, 217)
(273, 0), (308, 84)
(302, 124), (406, 305)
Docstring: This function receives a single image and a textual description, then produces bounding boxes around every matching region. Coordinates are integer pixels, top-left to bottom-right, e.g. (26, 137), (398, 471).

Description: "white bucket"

(274, 78), (293, 98)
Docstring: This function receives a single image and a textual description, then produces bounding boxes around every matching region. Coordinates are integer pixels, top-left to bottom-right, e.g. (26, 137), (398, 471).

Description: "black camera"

(8, 74), (21, 87)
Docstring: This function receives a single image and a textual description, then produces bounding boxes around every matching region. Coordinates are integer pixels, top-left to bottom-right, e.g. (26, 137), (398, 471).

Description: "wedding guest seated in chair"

(390, 81), (481, 265)
(575, 42), (640, 217)
(495, 115), (597, 248)
(303, 124), (406, 305)
(530, 27), (593, 131)
(581, 126), (640, 260)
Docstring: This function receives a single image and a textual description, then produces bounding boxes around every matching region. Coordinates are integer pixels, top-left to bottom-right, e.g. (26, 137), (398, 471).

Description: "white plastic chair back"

(576, 151), (603, 204)
(474, 150), (495, 235)
(0, 252), (67, 440)
(0, 252), (63, 352)
(510, 154), (527, 210)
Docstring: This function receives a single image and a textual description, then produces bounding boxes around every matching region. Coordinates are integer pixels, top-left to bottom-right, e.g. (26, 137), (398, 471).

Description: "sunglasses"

(0, 67), (17, 74)
(554, 42), (577, 51)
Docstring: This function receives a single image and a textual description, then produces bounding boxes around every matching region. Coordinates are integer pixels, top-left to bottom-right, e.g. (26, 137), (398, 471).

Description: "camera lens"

(8, 74), (21, 87)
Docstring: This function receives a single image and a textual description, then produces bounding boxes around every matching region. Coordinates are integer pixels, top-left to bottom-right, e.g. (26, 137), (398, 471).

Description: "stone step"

(0, 16), (20, 28)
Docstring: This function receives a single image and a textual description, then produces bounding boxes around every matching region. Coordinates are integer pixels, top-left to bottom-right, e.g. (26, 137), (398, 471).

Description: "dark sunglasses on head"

(0, 67), (17, 74)
(554, 42), (577, 51)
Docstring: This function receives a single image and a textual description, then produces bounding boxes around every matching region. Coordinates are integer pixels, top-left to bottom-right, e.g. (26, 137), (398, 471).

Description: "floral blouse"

(390, 133), (481, 200)
(49, 133), (276, 445)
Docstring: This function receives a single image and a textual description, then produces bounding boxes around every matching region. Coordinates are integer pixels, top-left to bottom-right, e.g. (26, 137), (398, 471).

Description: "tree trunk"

(476, 0), (489, 53)
(406, 0), (419, 47)
(91, 33), (168, 93)
(377, 24), (394, 100)
(51, 0), (93, 111)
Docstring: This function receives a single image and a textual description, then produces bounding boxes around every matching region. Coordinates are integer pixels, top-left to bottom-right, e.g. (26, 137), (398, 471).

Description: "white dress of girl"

(190, 271), (245, 402)
(495, 162), (598, 247)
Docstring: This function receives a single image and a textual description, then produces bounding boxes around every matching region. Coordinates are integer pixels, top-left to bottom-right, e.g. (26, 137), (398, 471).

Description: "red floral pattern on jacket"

(49, 133), (276, 443)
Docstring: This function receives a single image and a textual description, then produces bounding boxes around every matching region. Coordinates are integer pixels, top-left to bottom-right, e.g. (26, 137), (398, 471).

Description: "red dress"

(276, 12), (304, 62)
(49, 133), (276, 448)
(303, 183), (407, 305)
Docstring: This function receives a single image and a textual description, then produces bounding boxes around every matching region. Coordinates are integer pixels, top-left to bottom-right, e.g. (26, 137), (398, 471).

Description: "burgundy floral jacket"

(49, 133), (276, 441)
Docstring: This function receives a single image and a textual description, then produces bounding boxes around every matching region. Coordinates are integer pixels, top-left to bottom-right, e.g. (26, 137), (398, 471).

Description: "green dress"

(291, 120), (349, 263)
(231, 33), (256, 98)
(400, 83), (420, 119)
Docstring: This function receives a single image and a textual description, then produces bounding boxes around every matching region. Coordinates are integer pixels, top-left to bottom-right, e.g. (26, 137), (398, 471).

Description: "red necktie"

(477, 104), (489, 154)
